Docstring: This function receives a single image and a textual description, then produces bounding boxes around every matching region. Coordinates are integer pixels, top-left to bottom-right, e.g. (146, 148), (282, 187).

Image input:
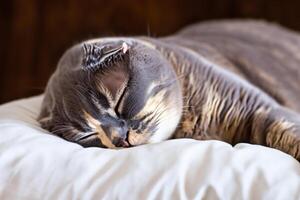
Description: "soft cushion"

(0, 96), (300, 200)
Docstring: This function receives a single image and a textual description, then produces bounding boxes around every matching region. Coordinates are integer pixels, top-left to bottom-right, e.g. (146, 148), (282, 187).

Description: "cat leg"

(252, 106), (300, 160)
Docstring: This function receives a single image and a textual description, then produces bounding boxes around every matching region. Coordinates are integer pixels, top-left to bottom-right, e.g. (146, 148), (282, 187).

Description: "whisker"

(75, 132), (98, 141)
(51, 127), (74, 135)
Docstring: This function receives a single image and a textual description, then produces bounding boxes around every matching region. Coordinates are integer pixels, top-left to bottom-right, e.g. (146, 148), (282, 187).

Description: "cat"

(38, 20), (300, 160)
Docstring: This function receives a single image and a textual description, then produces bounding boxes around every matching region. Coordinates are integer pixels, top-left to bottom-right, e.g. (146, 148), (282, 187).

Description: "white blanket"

(0, 96), (300, 200)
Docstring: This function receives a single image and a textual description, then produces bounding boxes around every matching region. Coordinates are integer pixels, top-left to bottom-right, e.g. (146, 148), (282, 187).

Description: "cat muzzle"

(108, 122), (131, 147)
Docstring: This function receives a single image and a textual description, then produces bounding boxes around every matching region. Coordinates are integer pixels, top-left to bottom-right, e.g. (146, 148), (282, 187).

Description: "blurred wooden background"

(1, 0), (300, 103)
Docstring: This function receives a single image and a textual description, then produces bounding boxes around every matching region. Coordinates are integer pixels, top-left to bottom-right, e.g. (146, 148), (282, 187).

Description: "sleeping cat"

(38, 20), (300, 160)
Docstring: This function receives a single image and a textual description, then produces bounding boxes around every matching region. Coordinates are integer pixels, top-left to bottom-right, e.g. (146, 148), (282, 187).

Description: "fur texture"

(39, 20), (300, 160)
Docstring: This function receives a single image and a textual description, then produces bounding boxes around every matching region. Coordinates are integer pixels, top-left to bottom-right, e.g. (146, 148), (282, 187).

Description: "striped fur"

(39, 20), (300, 160)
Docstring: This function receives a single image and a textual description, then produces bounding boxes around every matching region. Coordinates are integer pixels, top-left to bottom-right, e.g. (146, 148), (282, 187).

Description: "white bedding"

(0, 96), (300, 200)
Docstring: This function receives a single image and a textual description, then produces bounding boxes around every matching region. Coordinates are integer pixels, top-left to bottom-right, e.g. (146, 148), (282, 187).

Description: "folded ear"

(81, 41), (129, 72)
(81, 43), (102, 72)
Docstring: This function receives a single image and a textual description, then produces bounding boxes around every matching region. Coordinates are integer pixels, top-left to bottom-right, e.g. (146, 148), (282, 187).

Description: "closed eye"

(114, 80), (129, 117)
(129, 112), (155, 130)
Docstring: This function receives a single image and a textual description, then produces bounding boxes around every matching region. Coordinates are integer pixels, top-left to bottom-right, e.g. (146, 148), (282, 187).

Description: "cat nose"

(110, 120), (130, 147)
(114, 137), (130, 148)
(113, 126), (128, 140)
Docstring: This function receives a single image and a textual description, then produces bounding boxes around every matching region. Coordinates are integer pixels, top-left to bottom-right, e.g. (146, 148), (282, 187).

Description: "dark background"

(1, 0), (300, 104)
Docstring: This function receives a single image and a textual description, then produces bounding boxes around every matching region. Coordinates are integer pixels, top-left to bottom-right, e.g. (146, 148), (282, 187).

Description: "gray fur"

(39, 20), (300, 160)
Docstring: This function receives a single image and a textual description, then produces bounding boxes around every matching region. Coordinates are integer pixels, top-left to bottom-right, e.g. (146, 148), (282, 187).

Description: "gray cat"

(38, 20), (300, 160)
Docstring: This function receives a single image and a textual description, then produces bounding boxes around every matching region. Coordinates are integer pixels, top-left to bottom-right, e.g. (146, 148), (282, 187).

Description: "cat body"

(39, 20), (300, 160)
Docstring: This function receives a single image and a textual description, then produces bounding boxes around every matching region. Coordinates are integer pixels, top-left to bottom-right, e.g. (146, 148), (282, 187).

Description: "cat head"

(39, 37), (183, 148)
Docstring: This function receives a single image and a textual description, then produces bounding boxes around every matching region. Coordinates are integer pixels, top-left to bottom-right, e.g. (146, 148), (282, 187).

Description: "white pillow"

(0, 96), (300, 200)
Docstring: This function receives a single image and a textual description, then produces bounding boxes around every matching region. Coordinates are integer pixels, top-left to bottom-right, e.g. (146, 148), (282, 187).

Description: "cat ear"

(81, 43), (103, 72)
(81, 41), (129, 72)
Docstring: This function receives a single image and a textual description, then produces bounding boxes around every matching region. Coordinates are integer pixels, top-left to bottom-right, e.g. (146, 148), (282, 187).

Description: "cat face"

(39, 38), (183, 148)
